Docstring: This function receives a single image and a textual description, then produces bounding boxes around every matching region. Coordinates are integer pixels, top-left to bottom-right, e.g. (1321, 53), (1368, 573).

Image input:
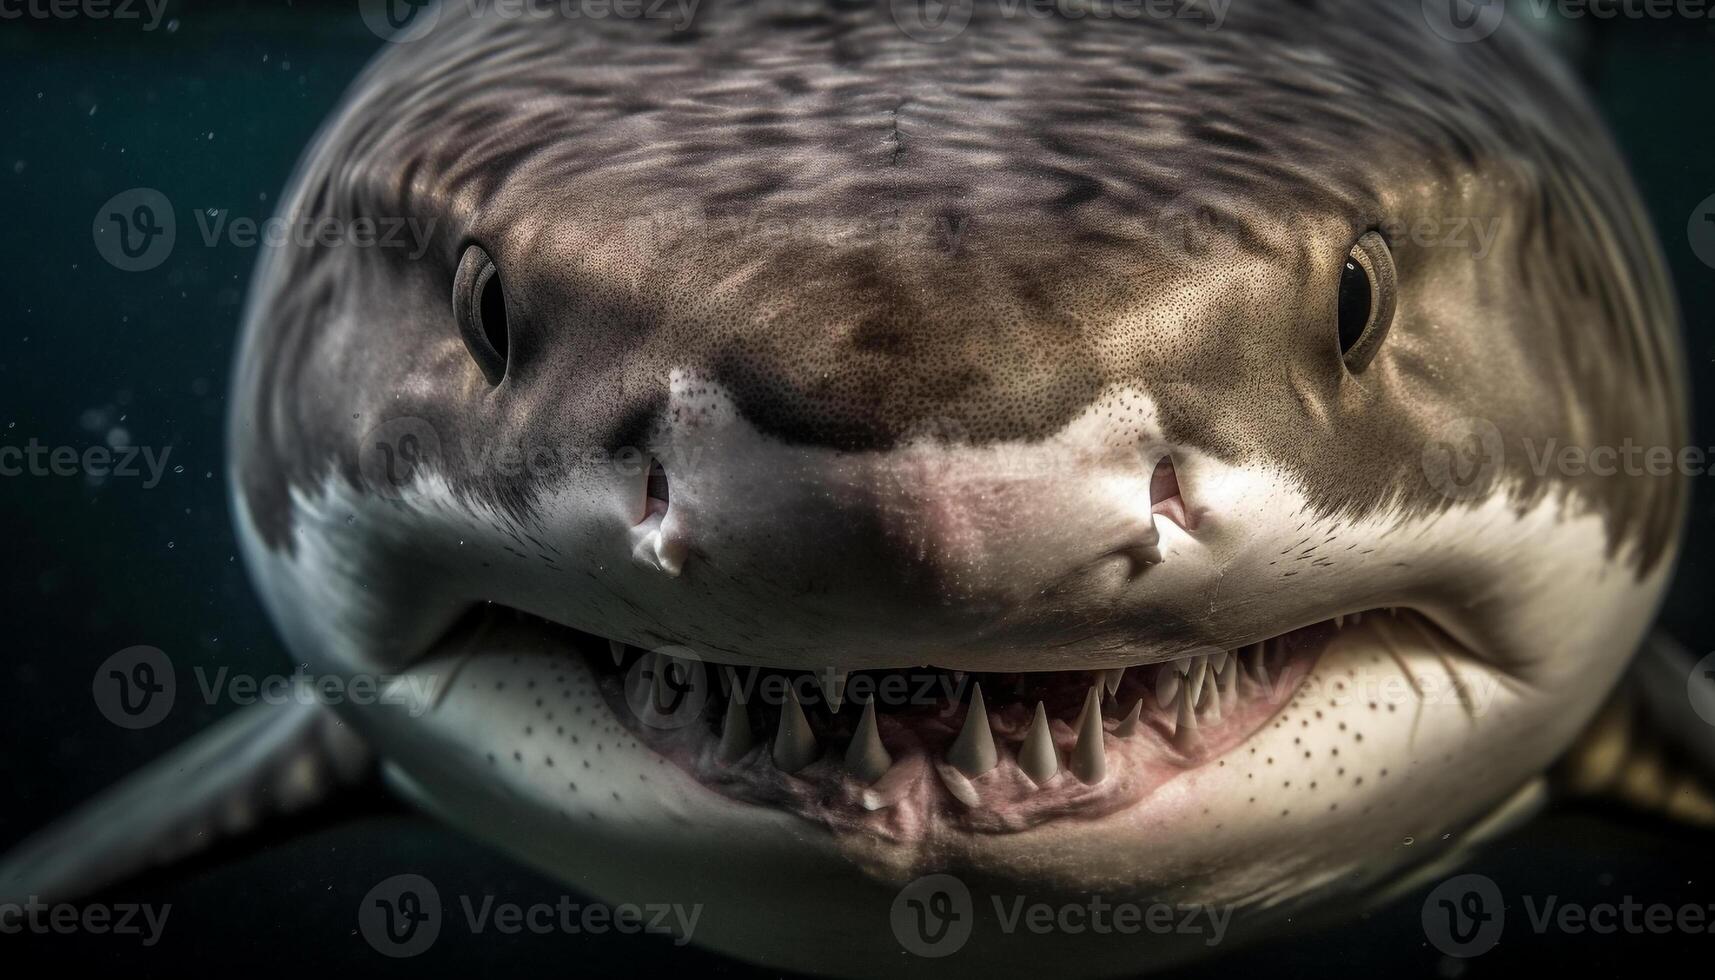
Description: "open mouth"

(445, 608), (1432, 839)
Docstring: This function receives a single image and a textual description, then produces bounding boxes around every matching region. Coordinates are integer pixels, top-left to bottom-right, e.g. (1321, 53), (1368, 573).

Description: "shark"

(5, 1), (1713, 975)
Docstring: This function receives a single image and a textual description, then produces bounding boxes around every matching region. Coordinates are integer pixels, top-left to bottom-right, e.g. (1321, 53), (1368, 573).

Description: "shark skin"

(2, 2), (1703, 977)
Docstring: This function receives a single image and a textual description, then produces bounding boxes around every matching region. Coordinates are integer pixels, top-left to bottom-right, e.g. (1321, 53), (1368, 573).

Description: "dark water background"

(2, 2), (1713, 977)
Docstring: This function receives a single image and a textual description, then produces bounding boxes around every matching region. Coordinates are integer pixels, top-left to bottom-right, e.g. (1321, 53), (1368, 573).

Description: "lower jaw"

(564, 618), (1391, 840)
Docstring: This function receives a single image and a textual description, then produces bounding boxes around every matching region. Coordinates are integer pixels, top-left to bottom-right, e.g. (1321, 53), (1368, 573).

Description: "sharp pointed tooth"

(1211, 651), (1228, 674)
(1172, 677), (1200, 750)
(1334, 613), (1345, 629)
(1253, 645), (1272, 690)
(1071, 686), (1106, 783)
(1186, 657), (1209, 708)
(819, 668), (848, 713)
(947, 684), (998, 777)
(846, 699), (891, 784)
(1114, 698), (1144, 737)
(1102, 667), (1126, 696)
(1218, 650), (1238, 696)
(771, 688), (819, 774)
(609, 639), (627, 667)
(1018, 702), (1059, 786)
(1074, 679), (1102, 732)
(716, 687), (752, 764)
(1155, 666), (1181, 708)
(1203, 675), (1222, 723)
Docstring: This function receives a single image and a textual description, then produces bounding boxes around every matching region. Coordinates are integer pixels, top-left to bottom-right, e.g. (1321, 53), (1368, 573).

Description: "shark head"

(230, 2), (1685, 974)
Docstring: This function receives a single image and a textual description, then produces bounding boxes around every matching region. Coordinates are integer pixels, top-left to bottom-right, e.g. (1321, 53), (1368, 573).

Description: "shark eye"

(1336, 231), (1397, 372)
(453, 244), (510, 384)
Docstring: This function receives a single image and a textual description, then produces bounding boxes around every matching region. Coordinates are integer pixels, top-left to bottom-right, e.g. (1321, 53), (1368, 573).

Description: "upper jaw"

(455, 603), (1452, 837)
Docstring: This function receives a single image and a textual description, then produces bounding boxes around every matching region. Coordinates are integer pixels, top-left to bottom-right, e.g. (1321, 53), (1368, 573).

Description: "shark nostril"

(1149, 455), (1196, 532)
(647, 458), (670, 513)
(630, 457), (685, 575)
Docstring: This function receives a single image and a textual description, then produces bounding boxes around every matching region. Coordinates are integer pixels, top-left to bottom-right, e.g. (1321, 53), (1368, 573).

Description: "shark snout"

(623, 400), (1184, 646)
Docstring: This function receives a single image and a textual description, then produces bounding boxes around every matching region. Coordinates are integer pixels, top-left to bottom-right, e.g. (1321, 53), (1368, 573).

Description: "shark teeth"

(1071, 686), (1106, 784)
(846, 699), (891, 784)
(1101, 667), (1126, 695)
(717, 686), (753, 764)
(771, 687), (819, 774)
(1017, 702), (1059, 786)
(603, 607), (1370, 810)
(1114, 698), (1144, 737)
(947, 684), (998, 777)
(818, 667), (848, 713)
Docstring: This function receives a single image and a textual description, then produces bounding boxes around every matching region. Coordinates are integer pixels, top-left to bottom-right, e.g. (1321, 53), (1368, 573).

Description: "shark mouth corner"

(444, 609), (1437, 841)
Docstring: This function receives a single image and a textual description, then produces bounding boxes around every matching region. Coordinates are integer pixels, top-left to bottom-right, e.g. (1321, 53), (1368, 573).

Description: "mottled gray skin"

(239, 0), (1681, 565)
(218, 1), (1686, 976)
